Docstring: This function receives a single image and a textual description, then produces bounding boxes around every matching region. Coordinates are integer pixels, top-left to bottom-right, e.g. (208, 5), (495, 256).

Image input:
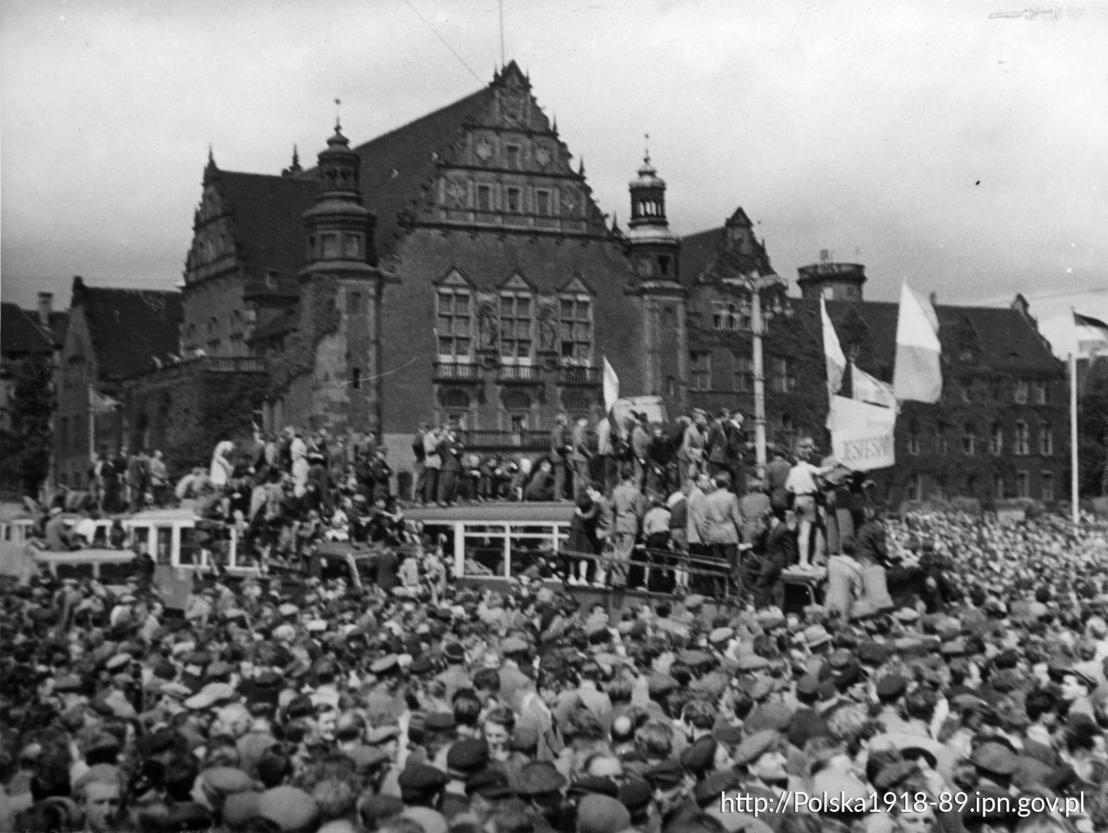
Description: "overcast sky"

(2, 0), (1106, 347)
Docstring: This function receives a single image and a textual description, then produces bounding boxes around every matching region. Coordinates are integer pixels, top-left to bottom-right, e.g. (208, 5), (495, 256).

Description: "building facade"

(92, 60), (1065, 507)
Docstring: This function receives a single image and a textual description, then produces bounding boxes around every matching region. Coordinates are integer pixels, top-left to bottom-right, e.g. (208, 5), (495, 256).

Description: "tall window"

(505, 144), (521, 170)
(733, 355), (753, 392)
(1014, 421), (1029, 455)
(436, 288), (472, 360)
(1016, 471), (1030, 498)
(500, 293), (532, 361)
(1039, 422), (1053, 455)
(994, 474), (1006, 500)
(962, 422), (976, 455)
(442, 390), (471, 429)
(1041, 471), (1054, 502)
(990, 423), (1003, 455)
(535, 189), (552, 216)
(505, 187), (522, 213)
(771, 357), (796, 393)
(1014, 380), (1029, 404)
(906, 474), (922, 502)
(907, 422), (920, 456)
(935, 423), (949, 454)
(477, 185), (494, 212)
(559, 296), (593, 363)
(690, 353), (711, 391)
(504, 390), (531, 432)
(1032, 381), (1047, 404)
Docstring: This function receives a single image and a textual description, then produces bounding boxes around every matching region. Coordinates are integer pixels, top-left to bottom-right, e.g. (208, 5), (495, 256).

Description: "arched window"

(962, 423), (976, 455)
(442, 389), (470, 429)
(907, 421), (920, 456)
(990, 423), (1003, 455)
(504, 390), (531, 432)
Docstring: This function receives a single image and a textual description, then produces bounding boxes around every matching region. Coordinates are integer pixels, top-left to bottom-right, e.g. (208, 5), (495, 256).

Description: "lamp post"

(746, 272), (786, 476)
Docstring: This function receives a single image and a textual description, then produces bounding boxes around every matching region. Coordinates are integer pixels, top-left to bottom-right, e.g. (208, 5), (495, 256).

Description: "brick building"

(54, 277), (182, 488)
(98, 60), (1064, 506)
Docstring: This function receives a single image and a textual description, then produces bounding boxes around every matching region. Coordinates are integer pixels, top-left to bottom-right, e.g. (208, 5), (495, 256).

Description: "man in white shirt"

(784, 437), (832, 569)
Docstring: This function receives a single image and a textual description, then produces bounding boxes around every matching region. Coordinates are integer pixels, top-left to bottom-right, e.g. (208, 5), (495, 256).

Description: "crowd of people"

(3, 502), (1108, 833)
(6, 410), (1108, 833)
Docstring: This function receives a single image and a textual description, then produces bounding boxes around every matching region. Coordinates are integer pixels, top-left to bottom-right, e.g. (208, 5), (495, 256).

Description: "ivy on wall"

(266, 276), (341, 396)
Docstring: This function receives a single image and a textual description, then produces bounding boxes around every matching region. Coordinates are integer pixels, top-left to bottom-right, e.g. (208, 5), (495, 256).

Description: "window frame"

(436, 286), (474, 362)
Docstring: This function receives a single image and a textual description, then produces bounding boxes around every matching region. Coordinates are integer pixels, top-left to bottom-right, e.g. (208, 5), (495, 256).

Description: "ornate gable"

(425, 61), (611, 238)
(499, 271), (535, 292)
(557, 274), (594, 296)
(435, 267), (474, 289)
(185, 164), (241, 284)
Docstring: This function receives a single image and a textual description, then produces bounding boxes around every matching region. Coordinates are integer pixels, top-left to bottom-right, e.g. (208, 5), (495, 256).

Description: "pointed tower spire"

(204, 144), (219, 184)
(282, 144), (303, 178)
(578, 157), (585, 177)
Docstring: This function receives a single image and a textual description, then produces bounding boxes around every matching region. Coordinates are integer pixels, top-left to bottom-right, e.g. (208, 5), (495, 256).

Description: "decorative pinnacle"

(334, 98), (342, 132)
(644, 133), (651, 165)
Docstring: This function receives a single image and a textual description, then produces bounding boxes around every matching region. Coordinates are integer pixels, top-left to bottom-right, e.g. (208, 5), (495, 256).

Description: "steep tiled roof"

(342, 86), (495, 256)
(678, 217), (775, 287)
(814, 299), (1061, 375)
(209, 84), (494, 296)
(219, 172), (316, 283)
(1, 303), (52, 356)
(73, 279), (183, 379)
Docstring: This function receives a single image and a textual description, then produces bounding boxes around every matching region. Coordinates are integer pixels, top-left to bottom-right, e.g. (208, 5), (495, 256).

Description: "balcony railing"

(434, 361), (482, 382)
(497, 364), (542, 383)
(459, 429), (551, 451)
(559, 365), (600, 385)
(201, 357), (267, 374)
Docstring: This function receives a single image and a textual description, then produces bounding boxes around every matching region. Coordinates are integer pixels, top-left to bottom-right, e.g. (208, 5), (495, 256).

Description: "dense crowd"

(5, 484), (1108, 833)
(8, 409), (1108, 833)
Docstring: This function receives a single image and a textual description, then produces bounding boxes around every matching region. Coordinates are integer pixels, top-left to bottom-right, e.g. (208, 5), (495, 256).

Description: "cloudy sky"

(2, 0), (1106, 349)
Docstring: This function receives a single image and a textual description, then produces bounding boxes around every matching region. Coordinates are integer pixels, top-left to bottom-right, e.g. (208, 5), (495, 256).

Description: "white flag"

(821, 297), (846, 401)
(851, 365), (897, 409)
(892, 281), (942, 403)
(602, 357), (620, 413)
(828, 395), (897, 472)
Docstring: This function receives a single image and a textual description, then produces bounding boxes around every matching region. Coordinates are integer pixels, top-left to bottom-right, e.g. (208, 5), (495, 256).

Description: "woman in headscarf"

(209, 441), (234, 488)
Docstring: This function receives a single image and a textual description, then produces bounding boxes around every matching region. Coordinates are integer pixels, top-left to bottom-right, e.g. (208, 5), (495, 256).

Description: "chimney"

(37, 292), (53, 328)
(929, 292), (938, 308)
(819, 249), (830, 263)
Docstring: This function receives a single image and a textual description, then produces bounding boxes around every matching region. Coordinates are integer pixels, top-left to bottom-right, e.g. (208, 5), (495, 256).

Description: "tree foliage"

(0, 356), (54, 498)
(1079, 358), (1108, 497)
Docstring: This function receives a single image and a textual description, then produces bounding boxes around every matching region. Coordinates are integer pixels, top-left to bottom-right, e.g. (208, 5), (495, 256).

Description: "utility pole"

(747, 272), (785, 476)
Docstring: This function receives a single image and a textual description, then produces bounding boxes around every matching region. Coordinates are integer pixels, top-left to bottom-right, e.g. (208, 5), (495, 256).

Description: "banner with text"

(828, 394), (897, 471)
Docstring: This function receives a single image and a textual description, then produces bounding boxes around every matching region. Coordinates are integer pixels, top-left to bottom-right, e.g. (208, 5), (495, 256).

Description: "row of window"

(437, 289), (593, 363)
(907, 421), (1053, 457)
(905, 471), (1055, 502)
(434, 388), (591, 431)
(447, 181), (570, 217)
(711, 301), (753, 332)
(946, 379), (1051, 405)
(690, 353), (794, 393)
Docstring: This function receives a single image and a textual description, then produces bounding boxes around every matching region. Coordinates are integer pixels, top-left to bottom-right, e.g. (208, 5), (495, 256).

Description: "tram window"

(131, 526), (150, 553)
(156, 528), (173, 564)
(179, 528), (199, 565)
(56, 563), (93, 581)
(100, 561), (133, 585)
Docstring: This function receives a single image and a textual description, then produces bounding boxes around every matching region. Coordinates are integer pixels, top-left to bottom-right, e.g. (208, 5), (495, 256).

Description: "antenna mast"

(499, 0), (505, 66)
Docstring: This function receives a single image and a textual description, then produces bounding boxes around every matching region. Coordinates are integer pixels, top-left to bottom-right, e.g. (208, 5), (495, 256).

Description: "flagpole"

(1070, 348), (1079, 526)
(88, 384), (95, 467)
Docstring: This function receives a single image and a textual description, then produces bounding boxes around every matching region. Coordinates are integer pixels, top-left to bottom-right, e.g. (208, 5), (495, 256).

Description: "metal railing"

(498, 364), (542, 383)
(434, 362), (482, 381)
